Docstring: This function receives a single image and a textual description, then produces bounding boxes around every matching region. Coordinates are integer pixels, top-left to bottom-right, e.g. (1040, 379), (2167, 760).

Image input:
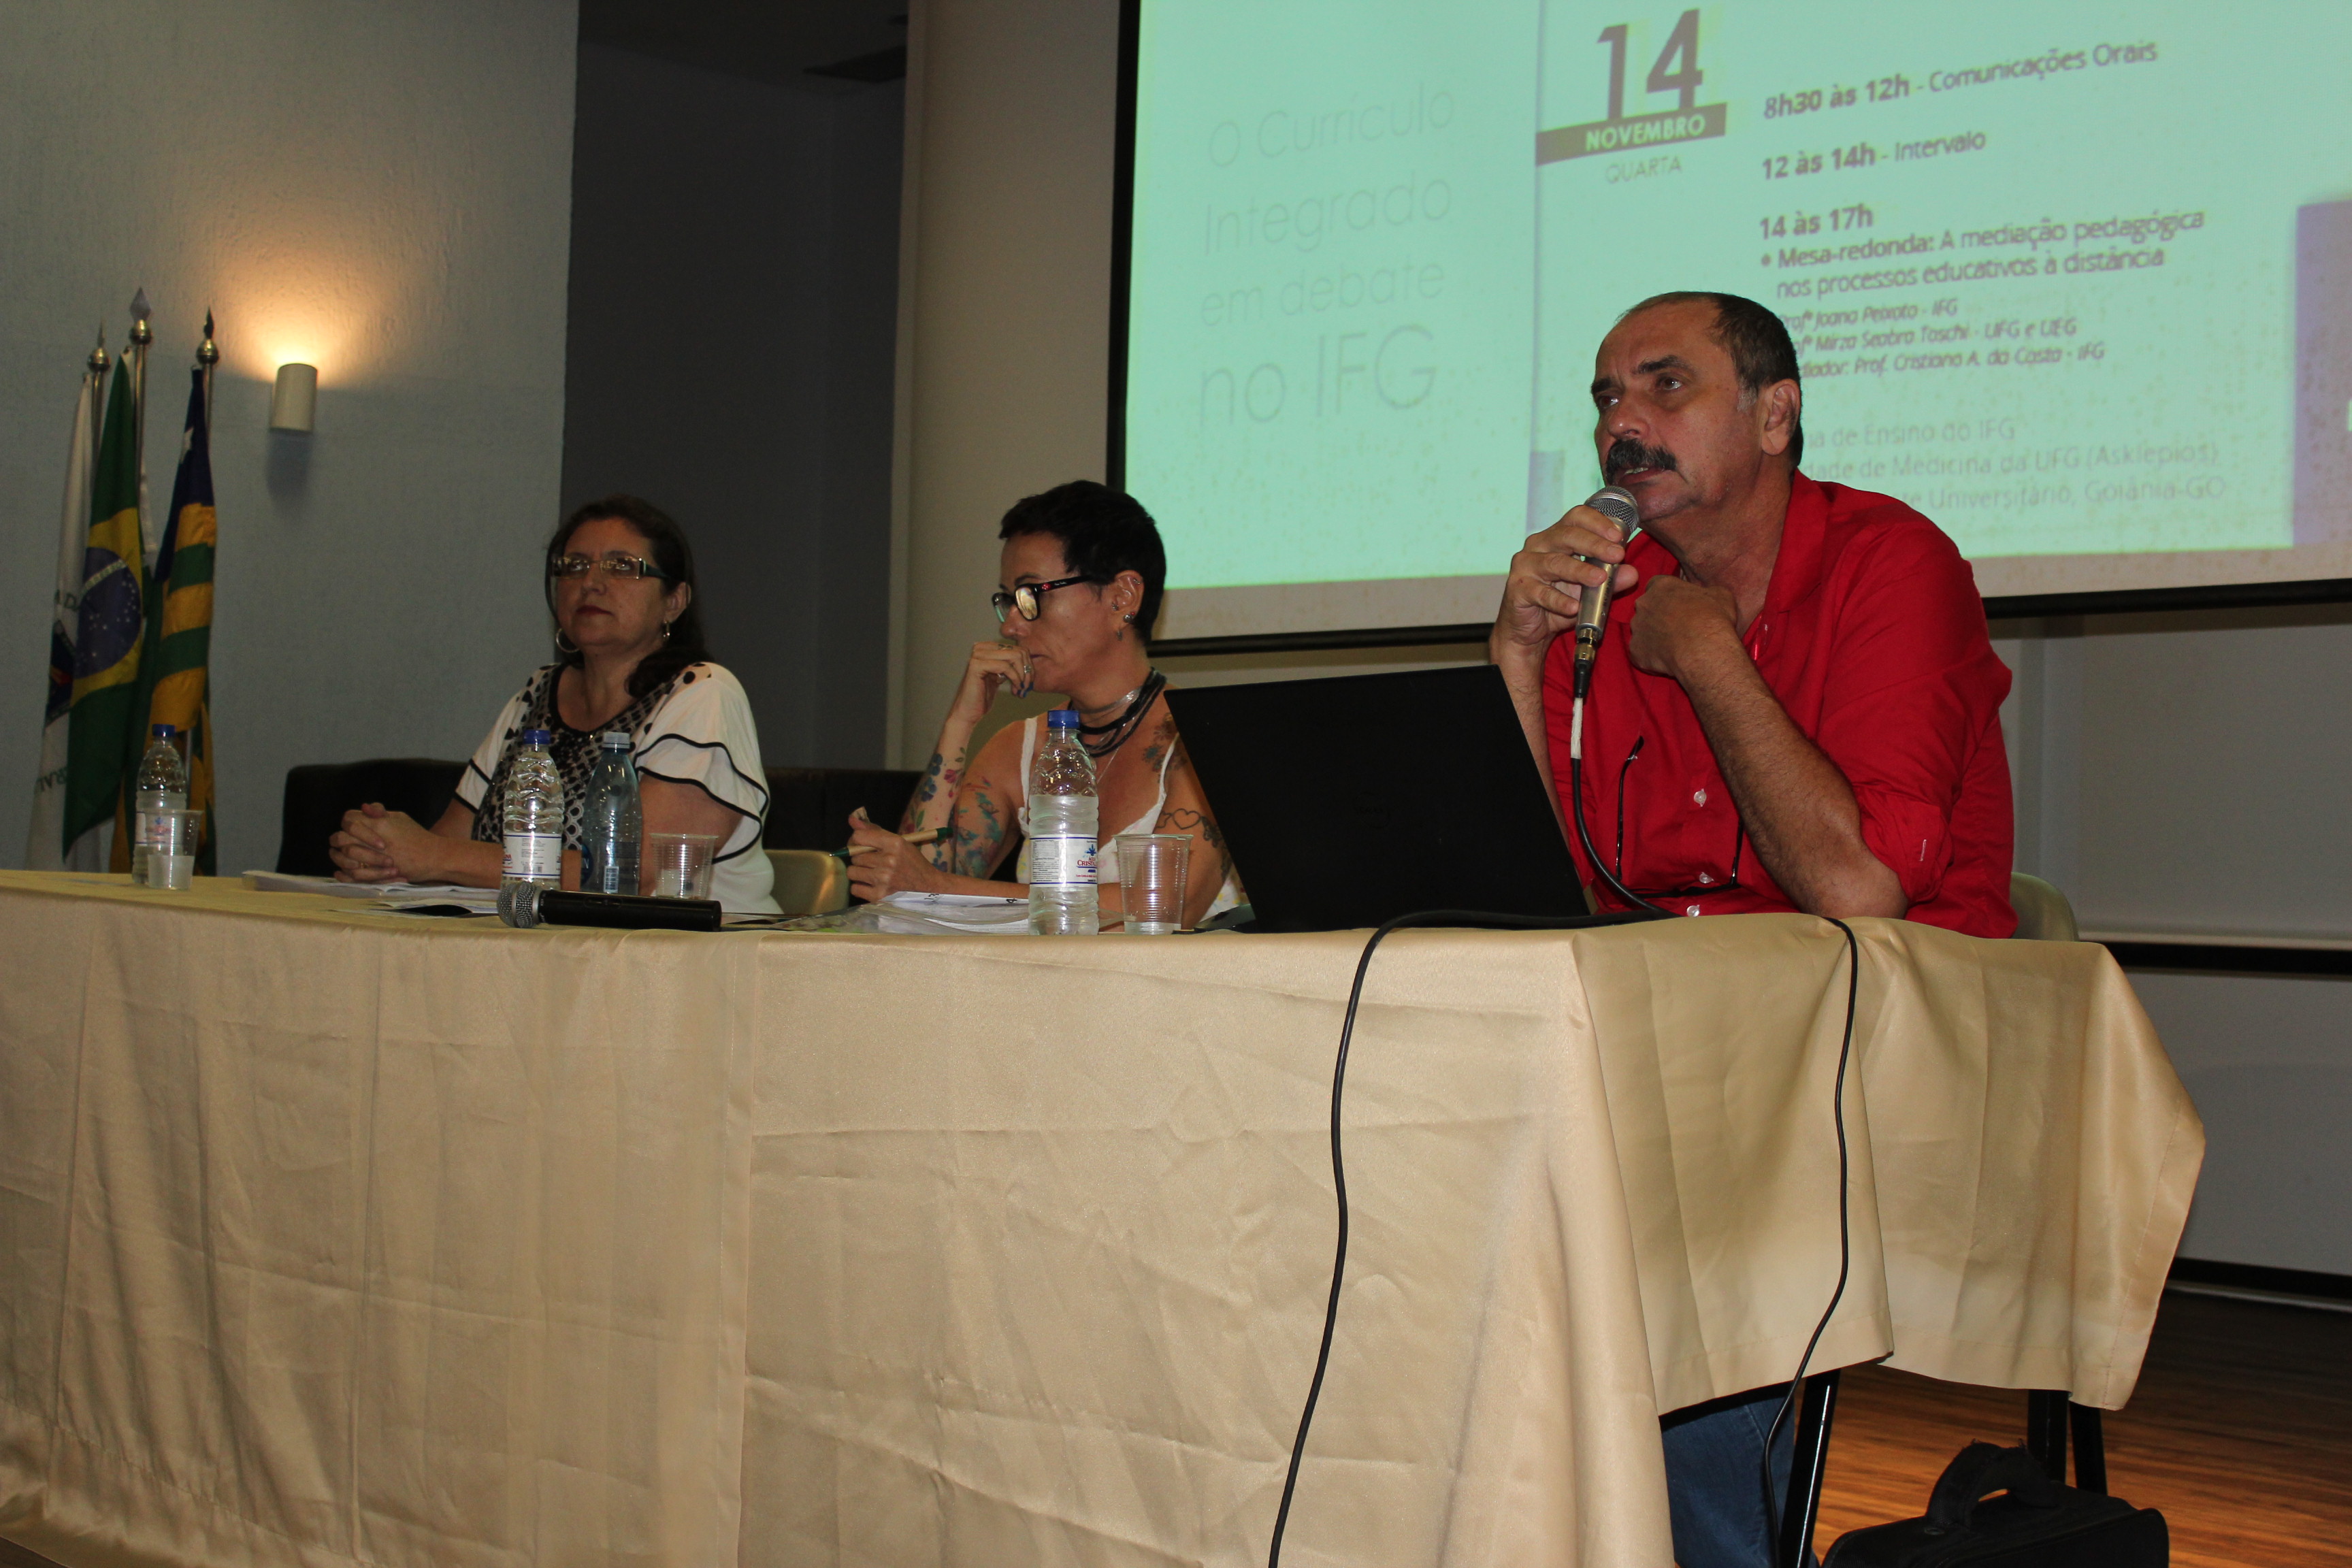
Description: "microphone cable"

(1267, 587), (1859, 1566)
(1571, 742), (1667, 917)
(1566, 609), (1666, 919)
(1263, 916), (1865, 1568)
(1265, 906), (1610, 1568)
(1269, 652), (1674, 1567)
(1759, 913), (1860, 1564)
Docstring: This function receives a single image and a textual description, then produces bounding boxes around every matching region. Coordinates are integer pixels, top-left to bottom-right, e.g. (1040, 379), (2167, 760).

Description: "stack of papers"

(244, 871), (503, 914)
(870, 892), (1032, 936)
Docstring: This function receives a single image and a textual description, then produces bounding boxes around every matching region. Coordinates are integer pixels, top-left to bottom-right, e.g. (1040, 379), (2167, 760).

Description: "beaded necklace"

(1071, 668), (1166, 759)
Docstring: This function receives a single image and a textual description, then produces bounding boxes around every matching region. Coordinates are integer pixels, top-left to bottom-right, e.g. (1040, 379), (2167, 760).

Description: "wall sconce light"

(270, 363), (318, 432)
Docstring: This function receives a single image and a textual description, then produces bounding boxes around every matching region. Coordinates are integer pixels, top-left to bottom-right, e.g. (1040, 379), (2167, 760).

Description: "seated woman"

(329, 495), (779, 913)
(847, 480), (1241, 924)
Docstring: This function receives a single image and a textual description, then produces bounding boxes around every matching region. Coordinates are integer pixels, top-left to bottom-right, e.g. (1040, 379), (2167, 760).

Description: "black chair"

(276, 759), (467, 876)
(762, 767), (923, 850)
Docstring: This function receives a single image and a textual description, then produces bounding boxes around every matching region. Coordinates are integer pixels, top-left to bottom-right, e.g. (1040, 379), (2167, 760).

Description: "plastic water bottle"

(579, 731), (642, 895)
(131, 723), (189, 883)
(1027, 708), (1099, 935)
(497, 728), (564, 926)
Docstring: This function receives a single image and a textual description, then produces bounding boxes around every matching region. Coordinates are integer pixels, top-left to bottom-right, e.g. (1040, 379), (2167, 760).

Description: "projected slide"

(1122, 0), (2352, 631)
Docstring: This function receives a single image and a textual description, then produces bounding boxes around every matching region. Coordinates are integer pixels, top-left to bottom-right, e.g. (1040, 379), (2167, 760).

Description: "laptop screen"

(1165, 666), (1595, 932)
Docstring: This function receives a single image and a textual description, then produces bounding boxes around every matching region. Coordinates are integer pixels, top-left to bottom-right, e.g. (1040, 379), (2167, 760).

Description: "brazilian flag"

(117, 370), (218, 872)
(63, 361), (146, 859)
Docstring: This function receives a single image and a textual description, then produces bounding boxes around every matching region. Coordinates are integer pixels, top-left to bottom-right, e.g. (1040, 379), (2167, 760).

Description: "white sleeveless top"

(1014, 715), (1243, 921)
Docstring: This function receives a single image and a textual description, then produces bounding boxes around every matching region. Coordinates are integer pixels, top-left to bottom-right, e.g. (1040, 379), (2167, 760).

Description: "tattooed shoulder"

(1136, 712), (1180, 771)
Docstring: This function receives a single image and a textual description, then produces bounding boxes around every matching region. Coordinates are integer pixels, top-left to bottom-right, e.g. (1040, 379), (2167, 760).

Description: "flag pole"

(129, 291), (152, 562)
(197, 310), (218, 432)
(128, 289), (152, 454)
(88, 326), (110, 453)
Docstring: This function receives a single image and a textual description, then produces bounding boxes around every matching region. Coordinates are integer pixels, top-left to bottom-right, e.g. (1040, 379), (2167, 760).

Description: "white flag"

(25, 364), (105, 870)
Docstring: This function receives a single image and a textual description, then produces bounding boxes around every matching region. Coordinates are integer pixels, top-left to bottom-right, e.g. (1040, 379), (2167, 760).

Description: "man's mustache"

(1604, 438), (1679, 480)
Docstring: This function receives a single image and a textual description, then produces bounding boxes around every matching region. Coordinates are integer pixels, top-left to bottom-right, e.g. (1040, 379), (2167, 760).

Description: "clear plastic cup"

(1115, 833), (1190, 935)
(145, 808), (201, 891)
(644, 832), (718, 899)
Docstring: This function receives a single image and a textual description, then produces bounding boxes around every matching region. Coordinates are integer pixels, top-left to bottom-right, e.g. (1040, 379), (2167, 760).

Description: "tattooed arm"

(1152, 728), (1241, 926)
(900, 749), (962, 855)
(846, 717), (1032, 902)
(896, 640), (1036, 868)
(946, 774), (1017, 879)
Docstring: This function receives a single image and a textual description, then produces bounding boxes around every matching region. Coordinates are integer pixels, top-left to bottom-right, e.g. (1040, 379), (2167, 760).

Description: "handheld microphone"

(1557, 483), (1667, 917)
(503, 887), (723, 932)
(1571, 484), (1642, 699)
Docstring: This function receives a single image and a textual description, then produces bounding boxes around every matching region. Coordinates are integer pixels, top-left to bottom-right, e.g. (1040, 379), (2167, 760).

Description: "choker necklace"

(1073, 668), (1165, 759)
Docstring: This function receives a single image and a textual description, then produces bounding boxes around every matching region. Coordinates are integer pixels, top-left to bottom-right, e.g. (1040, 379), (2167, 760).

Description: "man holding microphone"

(1488, 292), (2016, 1565)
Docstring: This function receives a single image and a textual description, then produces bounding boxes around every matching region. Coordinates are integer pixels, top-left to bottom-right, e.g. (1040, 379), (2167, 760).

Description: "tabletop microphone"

(1571, 484), (1642, 699)
(504, 887), (723, 932)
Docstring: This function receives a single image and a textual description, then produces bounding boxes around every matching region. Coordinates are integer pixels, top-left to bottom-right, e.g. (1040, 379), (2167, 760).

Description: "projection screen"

(1119, 0), (2352, 642)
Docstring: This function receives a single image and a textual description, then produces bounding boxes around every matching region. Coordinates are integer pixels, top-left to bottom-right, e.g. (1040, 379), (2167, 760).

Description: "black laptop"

(1164, 664), (1633, 934)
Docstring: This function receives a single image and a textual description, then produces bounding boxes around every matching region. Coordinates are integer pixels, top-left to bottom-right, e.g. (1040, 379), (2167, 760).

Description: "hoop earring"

(555, 629), (580, 655)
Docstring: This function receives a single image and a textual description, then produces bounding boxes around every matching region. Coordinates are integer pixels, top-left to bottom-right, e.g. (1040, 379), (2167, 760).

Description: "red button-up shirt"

(1544, 474), (2015, 937)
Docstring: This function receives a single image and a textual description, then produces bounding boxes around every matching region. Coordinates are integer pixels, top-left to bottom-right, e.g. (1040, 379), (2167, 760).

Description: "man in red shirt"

(1488, 292), (2014, 1565)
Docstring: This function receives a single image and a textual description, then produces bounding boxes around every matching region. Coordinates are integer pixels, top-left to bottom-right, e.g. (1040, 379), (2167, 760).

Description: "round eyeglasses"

(990, 574), (1098, 624)
(549, 552), (672, 582)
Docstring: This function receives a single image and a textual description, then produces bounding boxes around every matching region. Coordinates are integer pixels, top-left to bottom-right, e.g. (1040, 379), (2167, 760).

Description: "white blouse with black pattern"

(455, 661), (778, 913)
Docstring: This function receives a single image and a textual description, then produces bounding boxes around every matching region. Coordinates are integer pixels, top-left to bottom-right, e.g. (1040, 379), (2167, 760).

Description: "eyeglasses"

(1609, 735), (1748, 898)
(1628, 830), (1747, 899)
(990, 574), (1099, 624)
(549, 553), (672, 582)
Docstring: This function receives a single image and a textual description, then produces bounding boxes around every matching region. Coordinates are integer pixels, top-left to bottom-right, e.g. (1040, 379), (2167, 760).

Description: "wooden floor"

(5, 1291), (2345, 1567)
(1815, 1290), (2352, 1566)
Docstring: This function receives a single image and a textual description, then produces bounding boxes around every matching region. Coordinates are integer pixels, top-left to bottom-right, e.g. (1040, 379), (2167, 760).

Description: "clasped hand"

(329, 803), (437, 883)
(1625, 574), (1742, 683)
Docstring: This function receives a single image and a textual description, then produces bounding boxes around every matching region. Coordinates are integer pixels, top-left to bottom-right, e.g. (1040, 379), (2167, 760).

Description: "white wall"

(0, 0), (578, 874)
(2005, 605), (2352, 1276)
(896, 0), (2352, 1275)
(890, 0), (1125, 764)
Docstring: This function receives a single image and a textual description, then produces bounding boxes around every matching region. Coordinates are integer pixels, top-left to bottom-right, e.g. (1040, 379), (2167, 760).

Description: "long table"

(0, 874), (2201, 1567)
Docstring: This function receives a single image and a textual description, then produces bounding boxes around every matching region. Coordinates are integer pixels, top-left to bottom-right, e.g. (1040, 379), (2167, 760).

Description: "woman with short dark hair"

(328, 494), (778, 911)
(845, 480), (1241, 924)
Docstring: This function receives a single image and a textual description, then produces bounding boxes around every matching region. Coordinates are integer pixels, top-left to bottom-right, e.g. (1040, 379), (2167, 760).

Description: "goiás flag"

(24, 350), (105, 870)
(63, 358), (147, 862)
(116, 368), (218, 873)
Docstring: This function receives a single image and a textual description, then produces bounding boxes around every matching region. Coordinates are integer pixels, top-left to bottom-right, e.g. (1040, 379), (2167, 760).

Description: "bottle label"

(1029, 834), (1097, 888)
(584, 847), (638, 896)
(503, 833), (561, 880)
(135, 795), (186, 844)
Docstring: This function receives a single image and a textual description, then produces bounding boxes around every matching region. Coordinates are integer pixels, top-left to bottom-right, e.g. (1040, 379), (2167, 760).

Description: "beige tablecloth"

(0, 873), (2200, 1568)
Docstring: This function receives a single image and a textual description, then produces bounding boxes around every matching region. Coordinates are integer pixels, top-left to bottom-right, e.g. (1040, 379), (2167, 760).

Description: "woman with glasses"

(328, 494), (778, 911)
(845, 480), (1241, 924)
